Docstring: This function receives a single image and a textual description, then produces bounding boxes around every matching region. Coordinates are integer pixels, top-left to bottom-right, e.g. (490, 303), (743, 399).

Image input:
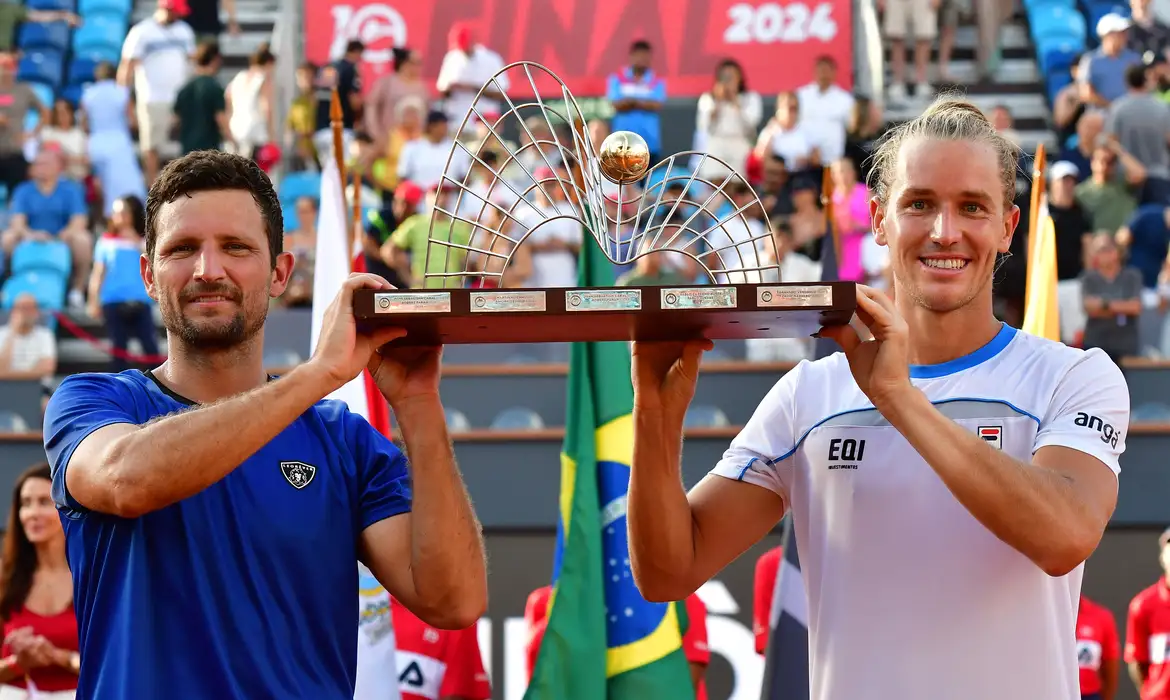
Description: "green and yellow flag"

(524, 224), (696, 699)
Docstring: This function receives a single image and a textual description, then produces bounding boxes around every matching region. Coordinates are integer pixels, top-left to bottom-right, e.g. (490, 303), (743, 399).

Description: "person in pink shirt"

(830, 157), (872, 282)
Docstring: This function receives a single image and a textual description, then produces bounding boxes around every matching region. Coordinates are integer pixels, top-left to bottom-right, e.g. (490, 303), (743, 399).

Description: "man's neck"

(156, 335), (270, 404)
(815, 81), (832, 93)
(34, 177), (57, 194)
(894, 287), (1004, 367)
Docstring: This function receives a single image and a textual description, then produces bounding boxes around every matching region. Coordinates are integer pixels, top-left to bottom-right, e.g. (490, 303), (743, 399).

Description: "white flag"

(308, 160), (401, 700)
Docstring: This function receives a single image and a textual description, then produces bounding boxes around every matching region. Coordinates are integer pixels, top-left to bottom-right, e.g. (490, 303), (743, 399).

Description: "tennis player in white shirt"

(626, 97), (1131, 700)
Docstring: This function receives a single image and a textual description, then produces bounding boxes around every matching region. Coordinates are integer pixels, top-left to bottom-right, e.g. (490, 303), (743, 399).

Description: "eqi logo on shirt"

(1074, 412), (1120, 448)
(827, 437), (865, 470)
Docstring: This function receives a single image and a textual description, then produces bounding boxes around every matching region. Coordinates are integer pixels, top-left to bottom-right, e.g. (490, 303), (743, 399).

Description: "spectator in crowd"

(1116, 203), (1170, 356)
(437, 24), (507, 127)
(617, 230), (702, 287)
(1047, 161), (1094, 343)
(86, 196), (158, 371)
(797, 55), (855, 165)
(80, 62), (146, 221)
(606, 40), (666, 164)
(1124, 527), (1170, 699)
(706, 181), (769, 284)
(390, 596), (491, 700)
(845, 98), (884, 186)
(225, 43), (275, 161)
(1, 148), (91, 309)
(881, 0), (937, 101)
(312, 40), (364, 160)
(752, 545), (783, 655)
(1076, 141), (1147, 233)
(365, 48), (430, 157)
(0, 0), (78, 54)
(397, 110), (462, 195)
(987, 104), (1023, 147)
(1081, 232), (1143, 363)
(183, 0), (238, 41)
(1079, 14), (1144, 107)
(173, 40), (229, 156)
(365, 181), (415, 291)
(1076, 593), (1120, 700)
(0, 293), (55, 380)
(830, 157), (871, 283)
(755, 92), (822, 177)
(0, 52), (46, 197)
(383, 185), (472, 288)
(936, 0), (969, 84)
(1060, 108), (1106, 181)
(119, 0), (197, 184)
(1106, 63), (1170, 203)
(757, 153), (795, 222)
(1127, 0), (1170, 62)
(0, 464), (79, 696)
(285, 61), (319, 170)
(747, 224), (822, 361)
(280, 196), (317, 309)
(39, 99), (87, 182)
(1054, 56), (1089, 148)
(694, 59), (762, 182)
(780, 174), (827, 260)
(515, 165), (582, 288)
(379, 97), (427, 192)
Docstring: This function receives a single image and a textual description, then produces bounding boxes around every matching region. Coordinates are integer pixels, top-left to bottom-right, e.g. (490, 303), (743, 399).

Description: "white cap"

(1097, 13), (1132, 37)
(1048, 160), (1080, 181)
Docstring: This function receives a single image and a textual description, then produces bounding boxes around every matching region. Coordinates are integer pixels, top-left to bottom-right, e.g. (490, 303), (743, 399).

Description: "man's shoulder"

(1129, 581), (1168, 614)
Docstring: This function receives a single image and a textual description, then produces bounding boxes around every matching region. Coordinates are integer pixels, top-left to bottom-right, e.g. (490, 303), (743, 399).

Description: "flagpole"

(1025, 143), (1047, 303)
(329, 88), (354, 275)
(820, 166), (841, 270)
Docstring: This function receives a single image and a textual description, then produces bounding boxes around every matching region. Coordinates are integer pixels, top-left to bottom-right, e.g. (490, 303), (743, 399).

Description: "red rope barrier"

(52, 311), (169, 364)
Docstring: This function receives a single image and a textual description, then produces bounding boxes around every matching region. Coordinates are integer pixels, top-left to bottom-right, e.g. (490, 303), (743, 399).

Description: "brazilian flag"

(524, 225), (696, 699)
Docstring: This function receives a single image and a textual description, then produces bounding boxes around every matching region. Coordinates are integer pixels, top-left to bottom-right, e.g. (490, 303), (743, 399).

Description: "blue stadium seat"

(25, 0), (75, 10)
(17, 49), (65, 88)
(1047, 72), (1074, 103)
(18, 21), (71, 53)
(490, 407), (545, 430)
(684, 404), (730, 428)
(11, 240), (73, 279)
(0, 411), (31, 434)
(29, 82), (54, 110)
(1024, 0), (1076, 10)
(1030, 7), (1088, 43)
(67, 56), (97, 86)
(78, 0), (133, 15)
(279, 171), (323, 202)
(72, 16), (127, 59)
(0, 271), (68, 313)
(1037, 39), (1083, 75)
(444, 407), (471, 433)
(61, 84), (82, 106)
(71, 43), (119, 65)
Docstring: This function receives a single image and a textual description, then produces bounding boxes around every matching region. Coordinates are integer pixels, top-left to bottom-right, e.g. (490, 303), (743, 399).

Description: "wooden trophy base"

(352, 282), (857, 346)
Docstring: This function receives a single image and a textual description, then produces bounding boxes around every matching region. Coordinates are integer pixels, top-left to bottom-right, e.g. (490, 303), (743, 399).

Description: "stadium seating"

(25, 0), (75, 11)
(18, 20), (71, 53)
(1, 269), (67, 313)
(71, 15), (127, 65)
(1, 241), (73, 315)
(490, 407), (546, 431)
(78, 0), (132, 15)
(17, 48), (65, 89)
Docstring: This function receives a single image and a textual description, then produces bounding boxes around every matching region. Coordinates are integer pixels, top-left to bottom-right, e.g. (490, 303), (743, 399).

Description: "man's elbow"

(417, 592), (487, 630)
(631, 565), (693, 603)
(1037, 532), (1101, 577)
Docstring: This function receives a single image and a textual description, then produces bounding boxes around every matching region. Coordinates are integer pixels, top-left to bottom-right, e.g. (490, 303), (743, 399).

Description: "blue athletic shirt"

(42, 369), (413, 700)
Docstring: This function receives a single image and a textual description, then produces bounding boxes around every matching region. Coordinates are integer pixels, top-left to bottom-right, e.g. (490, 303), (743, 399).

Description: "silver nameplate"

(757, 285), (833, 308)
(566, 289), (642, 312)
(661, 287), (737, 310)
(373, 292), (452, 314)
(469, 290), (547, 313)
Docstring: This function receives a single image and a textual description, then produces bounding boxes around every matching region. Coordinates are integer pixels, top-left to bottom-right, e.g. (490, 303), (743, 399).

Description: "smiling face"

(872, 137), (1018, 312)
(143, 190), (293, 351)
(19, 477), (61, 546)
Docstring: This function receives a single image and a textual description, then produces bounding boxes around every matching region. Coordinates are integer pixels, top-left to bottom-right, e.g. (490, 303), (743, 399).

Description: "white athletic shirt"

(710, 324), (1130, 700)
(356, 563), (401, 700)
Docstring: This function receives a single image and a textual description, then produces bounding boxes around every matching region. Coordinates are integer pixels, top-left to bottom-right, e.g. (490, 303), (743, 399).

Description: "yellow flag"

(1021, 202), (1061, 342)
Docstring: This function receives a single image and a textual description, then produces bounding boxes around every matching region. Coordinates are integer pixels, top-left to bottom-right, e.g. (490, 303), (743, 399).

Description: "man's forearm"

(878, 387), (1094, 574)
(97, 364), (332, 516)
(392, 394), (486, 615)
(628, 407), (696, 599)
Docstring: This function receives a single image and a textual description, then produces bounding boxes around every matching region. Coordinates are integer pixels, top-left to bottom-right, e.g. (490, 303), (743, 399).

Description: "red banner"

(304, 0), (853, 100)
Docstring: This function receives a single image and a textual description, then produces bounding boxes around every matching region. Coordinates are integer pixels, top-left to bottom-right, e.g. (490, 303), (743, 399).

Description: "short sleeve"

(708, 362), (805, 500)
(10, 183), (32, 216)
(752, 548), (780, 655)
(1125, 592), (1151, 663)
(681, 595), (710, 666)
(1123, 268), (1143, 298)
(438, 626), (492, 699)
(435, 52), (460, 93)
(121, 24), (143, 60)
(94, 237), (113, 266)
(43, 374), (141, 517)
(66, 182), (86, 217)
(181, 23), (196, 54)
(1080, 271), (1102, 297)
(395, 141), (414, 180)
(1033, 349), (1129, 477)
(1076, 55), (1092, 84)
(346, 410), (412, 531)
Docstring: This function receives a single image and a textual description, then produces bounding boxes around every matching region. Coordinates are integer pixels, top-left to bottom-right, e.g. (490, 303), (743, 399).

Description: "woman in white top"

(225, 44), (276, 159)
(39, 99), (87, 181)
(754, 91), (822, 175)
(694, 59), (762, 182)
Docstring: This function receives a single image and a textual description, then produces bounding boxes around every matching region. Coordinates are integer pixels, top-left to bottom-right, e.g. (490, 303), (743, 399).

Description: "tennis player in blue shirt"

(42, 151), (487, 699)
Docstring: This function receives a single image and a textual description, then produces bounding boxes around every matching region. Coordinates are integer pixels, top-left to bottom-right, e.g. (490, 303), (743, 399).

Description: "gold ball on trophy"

(598, 131), (652, 185)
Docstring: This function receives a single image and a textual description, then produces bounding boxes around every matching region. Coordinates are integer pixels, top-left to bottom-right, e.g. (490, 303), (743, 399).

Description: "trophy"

(352, 62), (855, 345)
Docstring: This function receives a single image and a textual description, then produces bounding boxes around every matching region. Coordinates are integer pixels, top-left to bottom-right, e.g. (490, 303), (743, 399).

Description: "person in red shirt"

(391, 597), (491, 700)
(752, 545), (783, 655)
(524, 585), (709, 698)
(1077, 594), (1120, 700)
(1126, 527), (1170, 700)
(0, 463), (80, 697)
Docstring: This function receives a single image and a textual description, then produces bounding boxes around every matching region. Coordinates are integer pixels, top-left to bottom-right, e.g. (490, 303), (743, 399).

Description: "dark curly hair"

(145, 150), (284, 268)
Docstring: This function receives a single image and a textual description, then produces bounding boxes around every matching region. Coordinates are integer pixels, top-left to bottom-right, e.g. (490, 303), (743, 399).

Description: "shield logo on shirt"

(280, 461), (317, 489)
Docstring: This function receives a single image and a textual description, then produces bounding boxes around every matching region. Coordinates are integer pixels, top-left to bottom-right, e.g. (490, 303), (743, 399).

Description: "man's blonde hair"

(867, 94), (1022, 210)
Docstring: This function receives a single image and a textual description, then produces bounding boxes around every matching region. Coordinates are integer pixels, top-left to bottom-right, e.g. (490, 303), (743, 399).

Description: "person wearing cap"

(119, 0), (196, 184)
(1076, 592), (1120, 700)
(1124, 528), (1170, 699)
(1079, 14), (1144, 106)
(381, 184), (473, 289)
(436, 24), (508, 127)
